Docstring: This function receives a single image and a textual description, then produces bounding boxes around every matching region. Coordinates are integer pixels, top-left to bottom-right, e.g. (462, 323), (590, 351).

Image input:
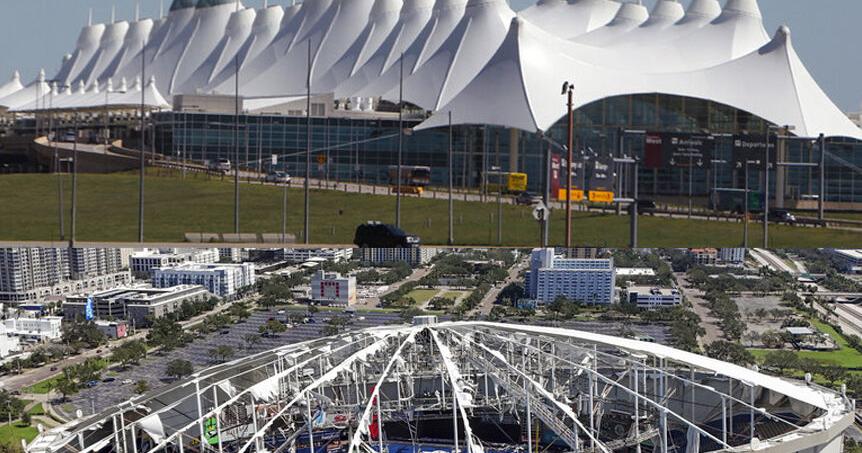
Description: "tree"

(229, 303), (252, 322)
(763, 350), (799, 375)
(400, 307), (427, 322)
(19, 411), (31, 427)
(61, 322), (106, 350)
(111, 340), (148, 368)
(705, 341), (755, 365)
(546, 296), (580, 321)
(322, 316), (353, 337)
(243, 333), (262, 350)
(820, 364), (847, 386)
(53, 375), (79, 401)
(760, 330), (787, 349)
(0, 391), (25, 421)
(259, 319), (287, 337)
(489, 306), (509, 321)
(307, 305), (320, 315)
(134, 380), (150, 395)
(147, 318), (191, 351)
(165, 359), (194, 380)
(428, 297), (455, 312)
(209, 345), (235, 363)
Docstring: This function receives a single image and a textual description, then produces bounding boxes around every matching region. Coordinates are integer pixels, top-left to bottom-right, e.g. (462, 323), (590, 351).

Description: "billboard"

(644, 132), (715, 169)
(731, 134), (776, 167)
(85, 296), (95, 321)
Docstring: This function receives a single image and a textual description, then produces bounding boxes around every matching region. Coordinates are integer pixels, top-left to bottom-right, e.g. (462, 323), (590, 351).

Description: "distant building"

(65, 285), (212, 327)
(282, 248), (353, 264)
(356, 247), (437, 266)
(310, 271), (357, 307)
(152, 263), (255, 298)
(218, 248), (242, 263)
(627, 286), (682, 309)
(3, 316), (63, 342)
(526, 248), (615, 305)
(616, 268), (656, 277)
(0, 325), (21, 359)
(718, 248), (746, 266)
(94, 320), (129, 339)
(690, 248), (718, 267)
(827, 249), (862, 274)
(0, 247), (131, 304)
(130, 248), (220, 277)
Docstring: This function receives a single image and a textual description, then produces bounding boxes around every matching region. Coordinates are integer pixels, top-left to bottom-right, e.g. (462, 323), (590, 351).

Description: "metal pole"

(448, 111), (454, 245)
(565, 86), (573, 248)
(542, 142), (551, 247)
(395, 54), (404, 227)
(633, 365), (640, 453)
(377, 389), (385, 453)
(818, 133), (826, 221)
(688, 152), (693, 218)
(71, 111), (79, 247)
(631, 160), (638, 248)
(525, 383), (532, 453)
(138, 40), (146, 243)
(304, 39), (312, 244)
(743, 161), (749, 249)
(307, 393), (316, 453)
(234, 48), (241, 234)
(763, 132), (770, 248)
(496, 130), (502, 244)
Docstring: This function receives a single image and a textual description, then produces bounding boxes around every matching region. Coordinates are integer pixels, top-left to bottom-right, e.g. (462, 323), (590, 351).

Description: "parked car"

(214, 158), (232, 174)
(122, 379), (134, 385)
(515, 191), (543, 206)
(767, 209), (797, 224)
(353, 221), (420, 248)
(630, 199), (657, 214)
(60, 131), (77, 143)
(265, 171), (291, 184)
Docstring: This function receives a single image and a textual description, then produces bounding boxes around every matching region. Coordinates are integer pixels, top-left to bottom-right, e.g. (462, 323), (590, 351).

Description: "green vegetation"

(0, 423), (38, 446)
(751, 318), (862, 369)
(165, 359), (194, 380)
(405, 289), (440, 305)
(2, 173), (860, 246)
(26, 404), (44, 417)
(23, 376), (61, 395)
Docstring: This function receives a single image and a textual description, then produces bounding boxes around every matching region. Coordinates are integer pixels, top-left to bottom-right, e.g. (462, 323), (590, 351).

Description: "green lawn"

(2, 173), (861, 246)
(406, 289), (441, 305)
(442, 291), (466, 300)
(27, 404), (44, 417)
(750, 318), (862, 368)
(23, 375), (60, 395)
(0, 422), (39, 445)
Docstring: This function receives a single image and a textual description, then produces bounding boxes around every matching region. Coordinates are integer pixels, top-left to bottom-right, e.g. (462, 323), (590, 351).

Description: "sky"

(0, 0), (859, 111)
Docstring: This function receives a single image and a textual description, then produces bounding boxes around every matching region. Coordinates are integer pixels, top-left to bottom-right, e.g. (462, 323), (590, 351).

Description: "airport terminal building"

(2, 0), (862, 208)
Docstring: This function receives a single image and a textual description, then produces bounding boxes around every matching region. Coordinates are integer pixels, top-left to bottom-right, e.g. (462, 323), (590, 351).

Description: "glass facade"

(153, 93), (862, 204)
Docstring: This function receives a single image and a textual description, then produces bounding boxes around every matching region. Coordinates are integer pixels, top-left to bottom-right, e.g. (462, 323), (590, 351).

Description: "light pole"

(304, 39), (313, 244)
(818, 133), (826, 222)
(395, 54), (404, 228)
(448, 111), (454, 246)
(70, 110), (79, 248)
(562, 81), (574, 249)
(234, 28), (241, 236)
(138, 39), (147, 243)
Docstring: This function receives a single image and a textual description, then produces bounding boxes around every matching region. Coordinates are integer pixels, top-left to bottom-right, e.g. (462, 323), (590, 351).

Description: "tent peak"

(683, 0), (721, 19)
(721, 0), (762, 19)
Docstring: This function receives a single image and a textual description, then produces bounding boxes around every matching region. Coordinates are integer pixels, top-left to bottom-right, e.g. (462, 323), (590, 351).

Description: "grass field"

(0, 423), (38, 445)
(750, 318), (862, 369)
(23, 375), (59, 395)
(26, 404), (44, 417)
(442, 291), (466, 301)
(2, 173), (862, 246)
(406, 289), (441, 305)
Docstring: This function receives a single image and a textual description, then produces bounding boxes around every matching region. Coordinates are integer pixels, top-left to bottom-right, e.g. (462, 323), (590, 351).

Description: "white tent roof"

(0, 70), (51, 110)
(518, 0), (620, 40)
(10, 76), (170, 112)
(76, 20), (130, 87)
(417, 17), (862, 140)
(54, 23), (107, 85)
(0, 71), (24, 99)
(97, 18), (155, 84)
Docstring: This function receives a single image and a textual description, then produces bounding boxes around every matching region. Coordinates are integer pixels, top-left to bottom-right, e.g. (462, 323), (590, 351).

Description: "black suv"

(354, 222), (420, 248)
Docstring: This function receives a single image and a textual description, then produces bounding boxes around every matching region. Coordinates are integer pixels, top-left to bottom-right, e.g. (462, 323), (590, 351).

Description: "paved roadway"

(469, 256), (529, 316)
(675, 272), (723, 347)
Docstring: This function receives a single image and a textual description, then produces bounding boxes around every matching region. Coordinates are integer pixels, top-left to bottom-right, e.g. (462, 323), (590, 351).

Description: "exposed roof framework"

(26, 322), (853, 453)
(1, 0), (859, 139)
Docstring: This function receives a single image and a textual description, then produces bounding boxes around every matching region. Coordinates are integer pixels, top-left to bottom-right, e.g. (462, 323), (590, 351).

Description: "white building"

(130, 248), (220, 277)
(152, 262), (255, 298)
(64, 285), (212, 326)
(310, 271), (357, 307)
(0, 248), (131, 304)
(718, 248), (747, 266)
(4, 316), (63, 342)
(627, 287), (682, 309)
(282, 248), (353, 264)
(526, 249), (615, 305)
(828, 250), (862, 274)
(218, 248), (242, 263)
(690, 248), (718, 267)
(0, 324), (21, 359)
(356, 248), (437, 266)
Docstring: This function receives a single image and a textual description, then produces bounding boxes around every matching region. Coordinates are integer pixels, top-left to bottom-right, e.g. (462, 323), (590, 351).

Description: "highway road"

(470, 255), (529, 317)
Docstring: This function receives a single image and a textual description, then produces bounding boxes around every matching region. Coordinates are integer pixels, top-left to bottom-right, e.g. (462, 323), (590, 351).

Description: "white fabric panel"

(99, 19), (155, 84)
(0, 72), (51, 110)
(172, 2), (245, 94)
(76, 21), (131, 87)
(336, 0), (436, 98)
(0, 72), (24, 99)
(138, 413), (167, 444)
(55, 23), (107, 85)
(518, 0), (620, 40)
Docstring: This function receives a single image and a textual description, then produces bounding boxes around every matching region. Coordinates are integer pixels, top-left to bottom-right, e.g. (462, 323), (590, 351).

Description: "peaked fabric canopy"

(0, 71), (24, 99)
(37, 0), (862, 139)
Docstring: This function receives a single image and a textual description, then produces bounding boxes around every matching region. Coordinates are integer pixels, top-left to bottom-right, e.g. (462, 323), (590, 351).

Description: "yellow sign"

(557, 189), (585, 201)
(507, 173), (528, 193)
(588, 191), (615, 203)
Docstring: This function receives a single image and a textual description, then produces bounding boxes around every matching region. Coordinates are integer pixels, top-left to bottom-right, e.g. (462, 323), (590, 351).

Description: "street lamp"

(561, 81), (574, 249)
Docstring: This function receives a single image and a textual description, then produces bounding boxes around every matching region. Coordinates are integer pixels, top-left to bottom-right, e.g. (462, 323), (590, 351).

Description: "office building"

(282, 248), (353, 264)
(94, 320), (129, 339)
(718, 248), (747, 266)
(0, 325), (21, 359)
(526, 248), (615, 305)
(64, 285), (212, 327)
(310, 271), (357, 307)
(690, 248), (718, 267)
(0, 247), (131, 304)
(152, 263), (255, 298)
(3, 316), (63, 342)
(356, 248), (437, 266)
(829, 250), (862, 274)
(627, 287), (682, 309)
(218, 248), (241, 263)
(130, 248), (220, 277)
